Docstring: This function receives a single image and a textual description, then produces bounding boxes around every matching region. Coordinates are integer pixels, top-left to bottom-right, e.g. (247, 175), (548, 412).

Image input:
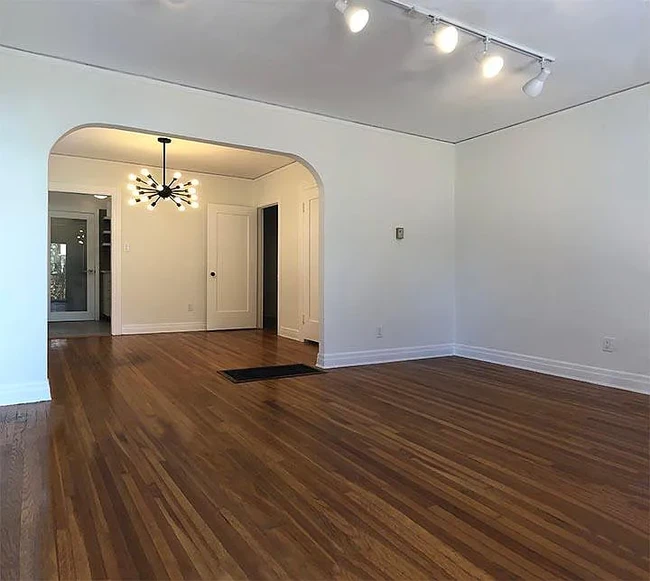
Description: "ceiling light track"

(380, 0), (555, 64)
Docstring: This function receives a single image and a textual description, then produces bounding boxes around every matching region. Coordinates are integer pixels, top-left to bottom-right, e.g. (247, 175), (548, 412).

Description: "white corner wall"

(0, 47), (455, 405)
(455, 85), (650, 393)
(49, 155), (256, 332)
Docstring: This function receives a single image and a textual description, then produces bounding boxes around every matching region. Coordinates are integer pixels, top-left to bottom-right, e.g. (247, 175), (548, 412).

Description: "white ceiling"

(1, 0), (648, 142)
(52, 128), (295, 180)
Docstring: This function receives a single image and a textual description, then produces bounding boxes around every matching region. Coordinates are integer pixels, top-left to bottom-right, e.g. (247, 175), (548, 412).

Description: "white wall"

(49, 191), (109, 214)
(254, 162), (317, 339)
(455, 85), (650, 392)
(49, 155), (256, 331)
(0, 47), (455, 405)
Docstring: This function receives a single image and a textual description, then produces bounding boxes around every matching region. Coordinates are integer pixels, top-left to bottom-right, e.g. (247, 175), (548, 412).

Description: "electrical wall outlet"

(602, 337), (615, 353)
(188, 303), (194, 312)
(376, 325), (383, 338)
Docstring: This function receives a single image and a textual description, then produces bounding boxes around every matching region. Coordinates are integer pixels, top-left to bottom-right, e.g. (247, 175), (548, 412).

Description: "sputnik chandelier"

(334, 0), (555, 97)
(127, 137), (199, 212)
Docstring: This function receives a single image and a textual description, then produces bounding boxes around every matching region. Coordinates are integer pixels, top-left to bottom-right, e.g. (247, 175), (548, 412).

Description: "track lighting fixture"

(479, 39), (504, 79)
(351, 0), (555, 96)
(335, 0), (369, 33)
(425, 18), (459, 54)
(523, 61), (551, 98)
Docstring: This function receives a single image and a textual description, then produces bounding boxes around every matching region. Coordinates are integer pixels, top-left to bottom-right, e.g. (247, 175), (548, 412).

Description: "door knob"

(210, 271), (216, 277)
(82, 269), (95, 274)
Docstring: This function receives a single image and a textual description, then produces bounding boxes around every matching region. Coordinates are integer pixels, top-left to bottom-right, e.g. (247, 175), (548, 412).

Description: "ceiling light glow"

(479, 41), (504, 78)
(430, 23), (458, 53)
(482, 54), (504, 78)
(335, 0), (369, 33)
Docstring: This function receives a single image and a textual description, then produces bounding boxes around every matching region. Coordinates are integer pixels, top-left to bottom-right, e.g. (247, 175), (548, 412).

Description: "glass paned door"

(49, 212), (96, 321)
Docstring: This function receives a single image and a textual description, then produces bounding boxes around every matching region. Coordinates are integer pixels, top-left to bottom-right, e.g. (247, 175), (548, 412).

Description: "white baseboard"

(122, 322), (207, 335)
(279, 326), (301, 341)
(317, 344), (454, 369)
(0, 380), (51, 407)
(454, 344), (650, 394)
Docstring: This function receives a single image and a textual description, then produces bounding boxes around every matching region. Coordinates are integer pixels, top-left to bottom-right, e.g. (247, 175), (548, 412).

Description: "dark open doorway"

(262, 205), (278, 333)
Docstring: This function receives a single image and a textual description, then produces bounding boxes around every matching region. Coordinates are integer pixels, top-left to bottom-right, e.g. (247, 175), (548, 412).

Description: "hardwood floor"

(1, 331), (648, 580)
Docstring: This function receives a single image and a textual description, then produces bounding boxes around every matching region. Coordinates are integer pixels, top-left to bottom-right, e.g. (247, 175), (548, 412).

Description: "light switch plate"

(395, 227), (405, 240)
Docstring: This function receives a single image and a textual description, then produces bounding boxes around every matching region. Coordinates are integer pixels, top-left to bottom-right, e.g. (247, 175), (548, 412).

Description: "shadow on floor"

(48, 320), (111, 339)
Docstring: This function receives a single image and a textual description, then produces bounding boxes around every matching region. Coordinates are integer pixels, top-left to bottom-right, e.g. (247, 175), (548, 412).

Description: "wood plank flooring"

(1, 330), (648, 579)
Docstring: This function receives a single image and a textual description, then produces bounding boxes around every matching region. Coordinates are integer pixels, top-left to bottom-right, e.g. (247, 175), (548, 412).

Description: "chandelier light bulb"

(335, 0), (369, 33)
(173, 171), (182, 179)
(188, 187), (197, 194)
(523, 64), (551, 97)
(190, 193), (198, 201)
(190, 179), (199, 186)
(190, 201), (199, 209)
(127, 183), (136, 191)
(140, 168), (150, 176)
(128, 198), (137, 206)
(128, 174), (137, 181)
(146, 203), (155, 211)
(178, 204), (186, 212)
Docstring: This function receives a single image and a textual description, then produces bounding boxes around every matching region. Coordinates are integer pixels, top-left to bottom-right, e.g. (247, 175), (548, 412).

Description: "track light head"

(335, 0), (370, 33)
(523, 62), (551, 98)
(479, 39), (504, 78)
(425, 19), (458, 54)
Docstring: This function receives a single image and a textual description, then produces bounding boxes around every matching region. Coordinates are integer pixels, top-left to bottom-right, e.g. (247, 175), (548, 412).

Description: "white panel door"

(207, 204), (257, 330)
(300, 187), (320, 342)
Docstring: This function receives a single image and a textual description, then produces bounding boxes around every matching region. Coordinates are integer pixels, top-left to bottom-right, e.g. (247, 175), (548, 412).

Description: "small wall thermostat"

(395, 227), (405, 240)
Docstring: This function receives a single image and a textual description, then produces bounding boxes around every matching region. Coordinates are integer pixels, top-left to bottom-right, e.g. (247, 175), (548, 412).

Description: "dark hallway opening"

(262, 205), (278, 333)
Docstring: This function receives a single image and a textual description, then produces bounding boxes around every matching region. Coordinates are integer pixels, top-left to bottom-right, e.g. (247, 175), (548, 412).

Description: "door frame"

(48, 210), (97, 321)
(48, 182), (122, 335)
(256, 202), (281, 336)
(298, 183), (320, 342)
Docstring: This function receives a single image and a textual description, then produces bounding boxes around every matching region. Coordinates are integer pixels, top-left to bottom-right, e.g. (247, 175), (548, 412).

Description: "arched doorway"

(48, 125), (324, 359)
